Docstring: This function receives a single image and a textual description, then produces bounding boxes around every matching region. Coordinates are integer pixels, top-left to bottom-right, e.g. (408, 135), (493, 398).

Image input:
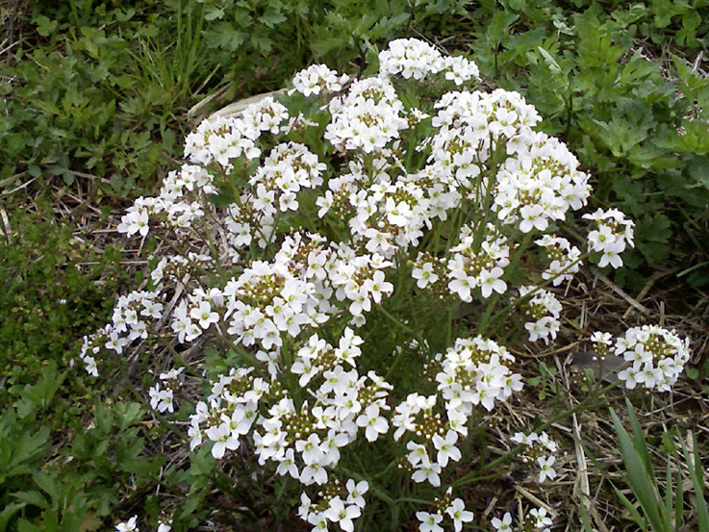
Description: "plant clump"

(81, 38), (692, 531)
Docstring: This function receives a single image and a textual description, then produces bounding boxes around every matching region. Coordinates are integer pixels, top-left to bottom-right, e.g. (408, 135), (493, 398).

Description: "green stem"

(377, 304), (420, 340)
(392, 497), (436, 506)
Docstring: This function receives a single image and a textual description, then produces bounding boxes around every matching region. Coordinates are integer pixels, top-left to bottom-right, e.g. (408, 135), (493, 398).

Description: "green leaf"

(592, 118), (650, 157)
(664, 458), (674, 531)
(35, 16), (58, 38)
(612, 483), (647, 529)
(486, 12), (518, 47)
(610, 406), (665, 532)
(259, 7), (287, 28)
(12, 490), (48, 509)
(205, 23), (245, 51)
(651, 0), (687, 28)
(204, 6), (225, 21)
(17, 518), (43, 532)
(536, 46), (562, 75)
(625, 398), (654, 473)
(0, 503), (27, 530)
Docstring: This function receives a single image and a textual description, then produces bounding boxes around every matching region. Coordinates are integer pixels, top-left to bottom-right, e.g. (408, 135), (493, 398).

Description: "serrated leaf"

(12, 490), (48, 509)
(204, 6), (225, 21)
(592, 118), (649, 157)
(0, 503), (26, 530)
(486, 12), (518, 47)
(80, 512), (103, 532)
(205, 23), (245, 52)
(259, 7), (287, 28)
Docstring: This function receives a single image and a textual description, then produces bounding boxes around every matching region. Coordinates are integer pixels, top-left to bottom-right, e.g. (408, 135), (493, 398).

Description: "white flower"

(529, 507), (553, 531)
(190, 301), (219, 329)
(432, 430), (461, 467)
(296, 434), (325, 465)
(491, 512), (513, 531)
(206, 423), (240, 459)
(479, 267), (506, 298)
(416, 511), (444, 532)
(115, 516), (139, 532)
(445, 498), (474, 532)
(537, 455), (557, 482)
(412, 461), (442, 486)
(324, 497), (361, 532)
(346, 479), (369, 508)
(406, 441), (430, 467)
(412, 262), (438, 289)
(356, 403), (389, 442)
(307, 511), (328, 531)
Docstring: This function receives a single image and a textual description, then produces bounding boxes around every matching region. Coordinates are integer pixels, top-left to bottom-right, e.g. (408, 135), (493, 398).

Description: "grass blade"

(625, 398), (655, 479)
(664, 457), (673, 531)
(610, 407), (665, 532)
(680, 432), (709, 532)
(675, 463), (684, 532)
(612, 483), (647, 529)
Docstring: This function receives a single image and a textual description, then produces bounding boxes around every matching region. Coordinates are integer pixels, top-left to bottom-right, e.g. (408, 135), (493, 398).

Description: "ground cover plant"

(72, 38), (704, 531)
(0, 1), (707, 531)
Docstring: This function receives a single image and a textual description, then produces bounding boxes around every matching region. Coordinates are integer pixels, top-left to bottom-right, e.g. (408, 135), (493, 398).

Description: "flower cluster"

(378, 37), (479, 85)
(184, 322), (392, 532)
(428, 89), (541, 190)
(583, 208), (635, 268)
(223, 142), (327, 256)
(297, 479), (368, 532)
(150, 252), (212, 285)
(389, 337), (523, 494)
(491, 508), (553, 532)
(290, 63), (350, 96)
(496, 131), (590, 232)
(148, 367), (184, 413)
(117, 164), (214, 236)
(415, 490), (474, 532)
(117, 96), (292, 242)
(78, 289), (163, 376)
(447, 224), (510, 301)
(434, 336), (523, 413)
(615, 325), (691, 391)
(511, 431), (559, 483)
(590, 331), (614, 359)
(518, 286), (562, 345)
(535, 235), (582, 286)
(324, 77), (409, 153)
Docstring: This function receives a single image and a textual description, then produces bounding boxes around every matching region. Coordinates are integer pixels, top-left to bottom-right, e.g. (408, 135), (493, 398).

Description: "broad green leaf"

(0, 503), (26, 530)
(12, 490), (48, 509)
